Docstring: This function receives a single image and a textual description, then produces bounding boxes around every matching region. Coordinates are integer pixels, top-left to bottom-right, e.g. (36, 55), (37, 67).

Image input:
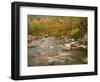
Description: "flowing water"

(28, 36), (87, 66)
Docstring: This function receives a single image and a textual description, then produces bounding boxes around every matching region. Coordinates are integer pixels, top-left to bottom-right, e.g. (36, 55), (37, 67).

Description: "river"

(28, 36), (87, 66)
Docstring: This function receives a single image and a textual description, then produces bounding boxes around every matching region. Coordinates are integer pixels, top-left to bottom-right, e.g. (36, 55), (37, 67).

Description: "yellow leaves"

(32, 19), (38, 24)
(28, 15), (87, 37)
(70, 28), (80, 36)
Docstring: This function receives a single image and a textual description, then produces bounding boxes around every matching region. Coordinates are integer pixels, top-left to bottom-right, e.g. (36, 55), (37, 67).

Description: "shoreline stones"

(28, 35), (87, 50)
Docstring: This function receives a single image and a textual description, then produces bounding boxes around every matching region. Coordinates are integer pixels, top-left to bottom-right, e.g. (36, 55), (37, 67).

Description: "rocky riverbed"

(28, 35), (87, 66)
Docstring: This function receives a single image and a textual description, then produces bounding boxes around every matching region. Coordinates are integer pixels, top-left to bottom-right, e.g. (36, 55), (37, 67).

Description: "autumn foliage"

(28, 15), (87, 39)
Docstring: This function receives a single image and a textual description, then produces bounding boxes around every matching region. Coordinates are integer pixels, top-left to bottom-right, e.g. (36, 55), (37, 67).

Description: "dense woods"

(28, 15), (87, 40)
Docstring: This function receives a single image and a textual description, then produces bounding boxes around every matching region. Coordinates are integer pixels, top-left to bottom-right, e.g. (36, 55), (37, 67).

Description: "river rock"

(83, 57), (87, 63)
(47, 56), (66, 65)
(47, 57), (55, 65)
(28, 42), (38, 48)
(78, 45), (87, 49)
(70, 42), (77, 46)
(28, 37), (32, 43)
(28, 35), (32, 38)
(59, 44), (71, 51)
(28, 43), (33, 48)
(64, 43), (71, 50)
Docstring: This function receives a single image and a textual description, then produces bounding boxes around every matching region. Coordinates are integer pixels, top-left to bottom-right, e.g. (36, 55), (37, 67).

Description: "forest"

(28, 15), (88, 66)
(28, 15), (87, 40)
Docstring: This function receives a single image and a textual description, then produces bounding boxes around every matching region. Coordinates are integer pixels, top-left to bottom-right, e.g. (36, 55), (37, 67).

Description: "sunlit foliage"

(28, 15), (87, 39)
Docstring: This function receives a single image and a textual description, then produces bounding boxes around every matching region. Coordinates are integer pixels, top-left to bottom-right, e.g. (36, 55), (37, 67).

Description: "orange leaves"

(28, 15), (87, 37)
(28, 16), (70, 36)
(31, 19), (38, 24)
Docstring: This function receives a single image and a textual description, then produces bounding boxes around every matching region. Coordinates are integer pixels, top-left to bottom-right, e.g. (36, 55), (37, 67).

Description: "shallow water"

(28, 36), (87, 66)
